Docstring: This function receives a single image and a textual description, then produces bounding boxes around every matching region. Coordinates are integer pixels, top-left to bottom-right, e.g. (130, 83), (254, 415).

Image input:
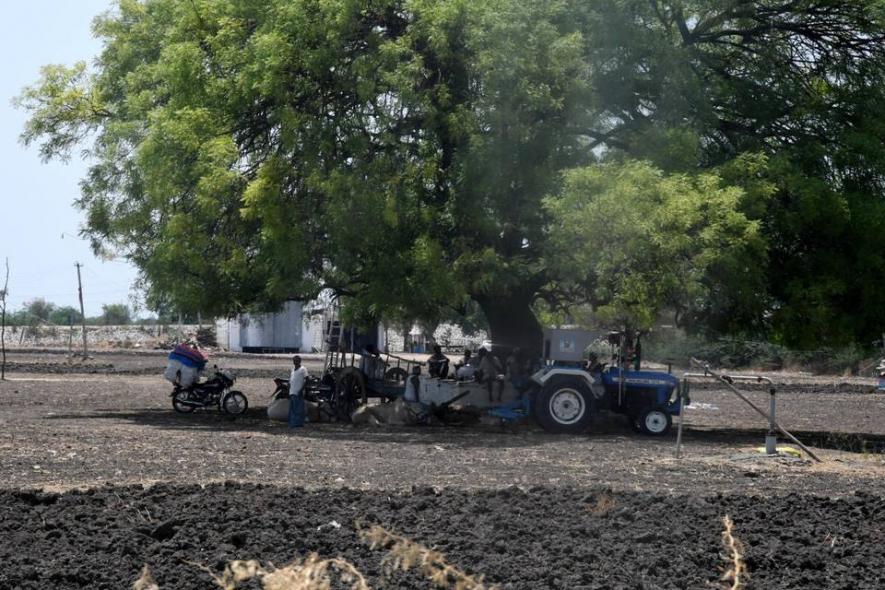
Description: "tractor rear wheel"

(532, 379), (592, 434)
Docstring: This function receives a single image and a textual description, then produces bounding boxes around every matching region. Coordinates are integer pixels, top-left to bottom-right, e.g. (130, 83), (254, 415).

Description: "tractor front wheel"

(638, 406), (672, 436)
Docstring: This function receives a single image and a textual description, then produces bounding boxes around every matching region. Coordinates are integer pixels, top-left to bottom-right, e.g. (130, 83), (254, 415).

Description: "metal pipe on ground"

(766, 387), (778, 455)
(689, 358), (821, 463)
(715, 374), (779, 455)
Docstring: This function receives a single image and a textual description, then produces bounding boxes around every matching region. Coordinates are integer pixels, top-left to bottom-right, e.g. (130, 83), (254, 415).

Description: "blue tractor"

(528, 329), (685, 435)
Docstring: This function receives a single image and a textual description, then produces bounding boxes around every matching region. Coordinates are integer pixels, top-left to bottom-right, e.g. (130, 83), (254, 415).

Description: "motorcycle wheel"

(172, 390), (196, 413)
(221, 390), (249, 417)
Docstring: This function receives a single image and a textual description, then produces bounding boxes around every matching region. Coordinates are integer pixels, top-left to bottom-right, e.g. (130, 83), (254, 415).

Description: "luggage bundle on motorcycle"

(163, 343), (208, 387)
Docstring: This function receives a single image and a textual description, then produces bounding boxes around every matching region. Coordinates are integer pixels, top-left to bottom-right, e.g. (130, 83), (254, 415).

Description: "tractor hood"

(601, 368), (679, 390)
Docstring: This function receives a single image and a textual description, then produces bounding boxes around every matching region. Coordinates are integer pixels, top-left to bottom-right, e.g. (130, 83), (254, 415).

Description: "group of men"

(426, 344), (531, 402)
(284, 342), (534, 428)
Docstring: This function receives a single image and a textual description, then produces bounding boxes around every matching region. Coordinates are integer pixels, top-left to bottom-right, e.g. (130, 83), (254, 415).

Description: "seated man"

(427, 344), (450, 379)
(455, 349), (476, 380)
(585, 352), (605, 374)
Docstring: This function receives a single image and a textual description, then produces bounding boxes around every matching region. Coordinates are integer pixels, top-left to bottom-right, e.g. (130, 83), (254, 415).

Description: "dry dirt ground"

(0, 350), (883, 589)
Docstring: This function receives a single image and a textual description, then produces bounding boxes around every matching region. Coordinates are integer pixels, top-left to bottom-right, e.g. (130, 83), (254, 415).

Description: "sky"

(0, 0), (141, 317)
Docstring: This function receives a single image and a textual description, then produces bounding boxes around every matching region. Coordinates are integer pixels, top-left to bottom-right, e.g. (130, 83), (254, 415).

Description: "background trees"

(23, 298), (55, 324)
(49, 306), (84, 326)
(17, 0), (885, 349)
(2, 301), (133, 326)
(99, 303), (132, 325)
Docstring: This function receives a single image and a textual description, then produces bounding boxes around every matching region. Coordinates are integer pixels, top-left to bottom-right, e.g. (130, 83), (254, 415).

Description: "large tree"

(18, 0), (885, 350)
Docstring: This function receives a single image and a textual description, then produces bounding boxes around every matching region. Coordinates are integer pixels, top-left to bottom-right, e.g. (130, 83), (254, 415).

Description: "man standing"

(477, 348), (503, 402)
(288, 355), (309, 428)
(506, 347), (527, 391)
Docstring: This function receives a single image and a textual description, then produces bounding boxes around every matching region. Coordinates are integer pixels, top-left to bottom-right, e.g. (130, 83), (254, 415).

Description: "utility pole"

(75, 263), (88, 356)
(1, 258), (8, 380)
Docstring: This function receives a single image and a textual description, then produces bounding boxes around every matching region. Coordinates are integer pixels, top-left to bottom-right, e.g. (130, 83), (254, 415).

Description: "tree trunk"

(475, 294), (543, 358)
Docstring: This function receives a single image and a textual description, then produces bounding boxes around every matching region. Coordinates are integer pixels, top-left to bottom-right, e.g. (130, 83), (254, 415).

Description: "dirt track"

(0, 348), (316, 378)
(0, 352), (883, 589)
(0, 373), (883, 495)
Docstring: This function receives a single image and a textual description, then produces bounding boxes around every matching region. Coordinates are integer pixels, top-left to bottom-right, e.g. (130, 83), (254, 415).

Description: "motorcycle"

(171, 366), (249, 417)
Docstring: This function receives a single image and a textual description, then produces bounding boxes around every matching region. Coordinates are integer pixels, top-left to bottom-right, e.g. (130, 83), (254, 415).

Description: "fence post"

(765, 387), (777, 454)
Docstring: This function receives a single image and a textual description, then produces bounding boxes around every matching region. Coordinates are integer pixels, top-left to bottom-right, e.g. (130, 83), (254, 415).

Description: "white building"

(215, 301), (324, 353)
(215, 298), (387, 353)
(215, 298), (484, 354)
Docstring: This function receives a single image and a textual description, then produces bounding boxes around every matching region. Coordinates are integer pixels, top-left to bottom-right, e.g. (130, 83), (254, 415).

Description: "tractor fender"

(531, 367), (603, 398)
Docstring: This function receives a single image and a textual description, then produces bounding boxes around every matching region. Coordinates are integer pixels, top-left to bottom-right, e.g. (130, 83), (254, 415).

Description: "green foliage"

(4, 311), (30, 327)
(23, 299), (55, 323)
(100, 303), (132, 325)
(545, 161), (768, 332)
(13, 62), (108, 163)
(16, 0), (885, 348)
(643, 330), (870, 375)
(48, 306), (84, 325)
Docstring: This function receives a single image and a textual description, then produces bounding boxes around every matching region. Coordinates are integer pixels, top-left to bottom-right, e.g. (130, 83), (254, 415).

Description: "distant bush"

(644, 330), (871, 374)
(101, 303), (132, 325)
(48, 306), (83, 325)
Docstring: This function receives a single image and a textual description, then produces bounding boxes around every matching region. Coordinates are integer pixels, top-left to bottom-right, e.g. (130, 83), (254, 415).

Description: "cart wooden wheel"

(334, 367), (367, 422)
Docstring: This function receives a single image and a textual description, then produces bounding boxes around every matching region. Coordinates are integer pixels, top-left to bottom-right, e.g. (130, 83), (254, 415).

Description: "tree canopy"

(100, 303), (133, 325)
(17, 0), (885, 349)
(545, 159), (770, 333)
(23, 298), (55, 323)
(49, 306), (84, 326)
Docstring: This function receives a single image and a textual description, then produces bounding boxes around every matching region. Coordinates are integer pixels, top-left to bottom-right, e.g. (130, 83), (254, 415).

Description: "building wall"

(216, 302), (487, 354)
(219, 301), (305, 352)
(271, 300), (303, 349)
(215, 318), (231, 350)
